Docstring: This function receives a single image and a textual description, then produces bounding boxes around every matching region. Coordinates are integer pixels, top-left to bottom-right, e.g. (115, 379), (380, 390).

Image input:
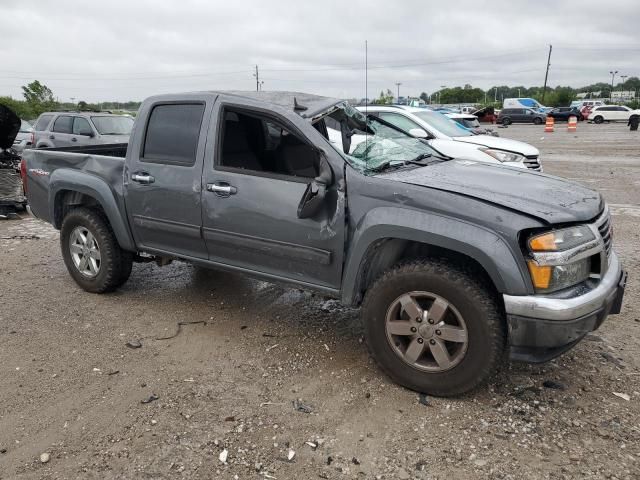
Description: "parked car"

(12, 119), (34, 153)
(570, 100), (605, 111)
(446, 113), (499, 136)
(0, 105), (27, 215)
(497, 108), (547, 125)
(33, 111), (133, 148)
(547, 107), (584, 122)
(472, 106), (497, 124)
(23, 91), (625, 397)
(588, 105), (640, 124)
(359, 106), (541, 170)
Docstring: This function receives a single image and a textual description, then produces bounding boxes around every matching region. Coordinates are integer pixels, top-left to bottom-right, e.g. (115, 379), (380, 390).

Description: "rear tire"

(60, 207), (133, 293)
(501, 117), (512, 126)
(361, 259), (506, 397)
(593, 116), (604, 124)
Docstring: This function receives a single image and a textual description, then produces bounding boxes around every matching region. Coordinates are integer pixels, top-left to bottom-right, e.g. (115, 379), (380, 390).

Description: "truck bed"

(23, 143), (128, 225)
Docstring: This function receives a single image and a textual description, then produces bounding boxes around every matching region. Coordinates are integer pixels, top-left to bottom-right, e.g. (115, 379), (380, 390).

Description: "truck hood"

(378, 160), (601, 224)
(452, 135), (539, 157)
(0, 104), (20, 150)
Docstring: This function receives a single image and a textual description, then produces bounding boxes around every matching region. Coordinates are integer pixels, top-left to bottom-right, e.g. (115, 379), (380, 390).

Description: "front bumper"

(503, 252), (626, 362)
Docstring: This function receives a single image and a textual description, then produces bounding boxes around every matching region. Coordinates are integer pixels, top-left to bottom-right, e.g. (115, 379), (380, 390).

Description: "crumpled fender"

(48, 168), (135, 251)
(341, 206), (530, 305)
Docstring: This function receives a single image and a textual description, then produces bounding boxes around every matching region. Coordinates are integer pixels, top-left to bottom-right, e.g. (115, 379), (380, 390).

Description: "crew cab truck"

(22, 91), (626, 396)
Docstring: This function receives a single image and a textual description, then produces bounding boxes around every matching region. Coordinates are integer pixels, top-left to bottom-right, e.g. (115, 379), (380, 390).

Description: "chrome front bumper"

(504, 252), (626, 362)
(504, 252), (622, 321)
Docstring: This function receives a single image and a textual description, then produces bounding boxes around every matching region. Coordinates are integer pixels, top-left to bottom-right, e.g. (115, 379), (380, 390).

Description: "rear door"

(200, 99), (346, 290)
(125, 98), (212, 259)
(50, 115), (74, 147)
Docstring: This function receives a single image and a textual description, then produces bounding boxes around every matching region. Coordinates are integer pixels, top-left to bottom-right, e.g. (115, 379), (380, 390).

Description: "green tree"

(20, 80), (57, 117)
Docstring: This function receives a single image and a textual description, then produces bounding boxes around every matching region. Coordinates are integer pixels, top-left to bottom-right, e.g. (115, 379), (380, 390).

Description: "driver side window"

(218, 108), (319, 180)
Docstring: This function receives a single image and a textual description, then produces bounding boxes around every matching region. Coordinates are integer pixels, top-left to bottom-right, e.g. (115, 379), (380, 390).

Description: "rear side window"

(35, 114), (54, 131)
(142, 103), (205, 166)
(73, 117), (93, 135)
(53, 115), (73, 133)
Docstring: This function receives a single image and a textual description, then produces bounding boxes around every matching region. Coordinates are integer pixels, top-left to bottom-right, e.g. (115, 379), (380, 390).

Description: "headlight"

(528, 226), (595, 252)
(480, 148), (525, 163)
(527, 226), (597, 293)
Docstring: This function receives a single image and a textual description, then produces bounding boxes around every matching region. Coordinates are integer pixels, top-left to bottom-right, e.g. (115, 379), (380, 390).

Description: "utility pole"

(609, 70), (618, 102)
(253, 65), (260, 92)
(620, 74), (628, 101)
(541, 44), (552, 104)
(395, 82), (402, 104)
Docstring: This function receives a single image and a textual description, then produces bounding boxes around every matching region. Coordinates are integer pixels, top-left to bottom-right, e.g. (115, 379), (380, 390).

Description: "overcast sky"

(1, 0), (639, 102)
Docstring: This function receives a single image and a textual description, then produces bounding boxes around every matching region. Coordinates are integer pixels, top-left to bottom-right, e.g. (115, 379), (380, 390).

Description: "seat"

(275, 133), (318, 178)
(222, 117), (262, 171)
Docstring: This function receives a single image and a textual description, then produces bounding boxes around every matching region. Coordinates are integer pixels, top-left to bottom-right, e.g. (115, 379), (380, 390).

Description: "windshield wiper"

(368, 154), (434, 173)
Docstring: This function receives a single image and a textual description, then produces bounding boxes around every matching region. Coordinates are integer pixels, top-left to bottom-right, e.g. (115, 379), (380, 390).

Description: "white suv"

(356, 106), (542, 171)
(588, 105), (640, 124)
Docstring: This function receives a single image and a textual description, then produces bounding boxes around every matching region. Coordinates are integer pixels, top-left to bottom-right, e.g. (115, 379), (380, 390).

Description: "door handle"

(49, 135), (55, 140)
(206, 183), (237, 197)
(131, 173), (155, 184)
(71, 137), (77, 142)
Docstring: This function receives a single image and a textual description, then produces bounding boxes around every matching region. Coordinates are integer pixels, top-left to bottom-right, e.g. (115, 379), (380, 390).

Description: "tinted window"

(35, 114), (54, 131)
(143, 104), (205, 166)
(73, 117), (93, 135)
(53, 115), (73, 133)
(219, 109), (318, 179)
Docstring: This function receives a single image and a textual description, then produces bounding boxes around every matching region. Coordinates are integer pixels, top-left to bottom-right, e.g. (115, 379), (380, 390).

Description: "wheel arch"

(341, 209), (531, 306)
(49, 169), (135, 251)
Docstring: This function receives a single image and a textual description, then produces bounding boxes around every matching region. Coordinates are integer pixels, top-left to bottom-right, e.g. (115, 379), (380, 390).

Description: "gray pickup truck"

(22, 91), (626, 396)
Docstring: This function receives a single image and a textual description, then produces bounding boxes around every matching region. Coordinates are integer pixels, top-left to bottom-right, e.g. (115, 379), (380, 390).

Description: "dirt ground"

(1, 122), (639, 479)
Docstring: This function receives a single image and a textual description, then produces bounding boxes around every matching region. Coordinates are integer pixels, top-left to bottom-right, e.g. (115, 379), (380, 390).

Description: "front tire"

(60, 207), (133, 293)
(361, 259), (506, 396)
(593, 115), (604, 124)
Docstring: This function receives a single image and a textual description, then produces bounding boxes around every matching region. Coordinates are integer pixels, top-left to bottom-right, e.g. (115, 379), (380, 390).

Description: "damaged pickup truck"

(23, 91), (626, 396)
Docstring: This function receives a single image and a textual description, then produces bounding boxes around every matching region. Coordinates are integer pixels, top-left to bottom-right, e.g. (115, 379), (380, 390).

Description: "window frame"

(52, 115), (74, 134)
(214, 104), (319, 184)
(140, 101), (206, 167)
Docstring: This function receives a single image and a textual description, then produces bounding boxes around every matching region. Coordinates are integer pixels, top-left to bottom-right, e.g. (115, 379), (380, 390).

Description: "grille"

(595, 208), (613, 258)
(524, 155), (542, 171)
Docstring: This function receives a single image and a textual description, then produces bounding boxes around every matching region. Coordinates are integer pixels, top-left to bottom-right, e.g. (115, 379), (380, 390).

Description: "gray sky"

(1, 0), (639, 102)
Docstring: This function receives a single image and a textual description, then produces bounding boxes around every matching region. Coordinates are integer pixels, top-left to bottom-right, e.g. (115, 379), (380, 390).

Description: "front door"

(71, 117), (95, 147)
(125, 100), (211, 259)
(201, 101), (346, 290)
(50, 115), (74, 147)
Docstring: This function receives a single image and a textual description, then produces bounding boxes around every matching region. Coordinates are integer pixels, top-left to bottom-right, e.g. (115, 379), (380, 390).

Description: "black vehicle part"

(60, 207), (133, 293)
(0, 104), (20, 149)
(501, 117), (512, 125)
(362, 259), (506, 397)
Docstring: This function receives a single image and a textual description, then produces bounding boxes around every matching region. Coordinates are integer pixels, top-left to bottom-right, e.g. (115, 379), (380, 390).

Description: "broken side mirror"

(297, 153), (333, 219)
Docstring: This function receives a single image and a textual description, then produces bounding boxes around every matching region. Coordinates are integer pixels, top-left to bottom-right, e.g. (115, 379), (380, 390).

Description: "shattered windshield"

(316, 103), (444, 175)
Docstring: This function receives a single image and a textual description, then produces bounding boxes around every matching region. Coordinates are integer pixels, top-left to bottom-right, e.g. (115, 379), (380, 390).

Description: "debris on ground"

(542, 380), (567, 390)
(265, 344), (279, 352)
(287, 449), (296, 461)
(613, 392), (631, 401)
(40, 452), (50, 463)
(418, 393), (430, 406)
(224, 416), (235, 422)
(126, 339), (142, 349)
(293, 399), (313, 413)
(141, 394), (159, 404)
(219, 449), (228, 463)
(305, 441), (317, 449)
(155, 320), (207, 341)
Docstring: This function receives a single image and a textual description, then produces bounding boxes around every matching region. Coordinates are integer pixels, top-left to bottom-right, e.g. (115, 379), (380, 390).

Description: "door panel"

(125, 101), (211, 259)
(51, 115), (74, 147)
(201, 102), (346, 289)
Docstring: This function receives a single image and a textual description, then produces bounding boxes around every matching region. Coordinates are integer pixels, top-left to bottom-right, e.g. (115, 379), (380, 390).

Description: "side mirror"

(408, 128), (429, 139)
(297, 153), (333, 219)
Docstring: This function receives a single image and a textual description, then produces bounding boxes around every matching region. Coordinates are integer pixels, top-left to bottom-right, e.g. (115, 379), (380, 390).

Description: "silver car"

(33, 111), (133, 148)
(12, 120), (34, 153)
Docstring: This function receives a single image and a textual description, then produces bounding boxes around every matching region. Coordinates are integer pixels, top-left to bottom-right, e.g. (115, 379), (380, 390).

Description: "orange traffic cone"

(544, 116), (554, 133)
(567, 116), (577, 133)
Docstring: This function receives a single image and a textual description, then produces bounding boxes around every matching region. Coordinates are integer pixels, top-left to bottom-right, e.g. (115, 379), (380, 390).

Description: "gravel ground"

(0, 122), (639, 479)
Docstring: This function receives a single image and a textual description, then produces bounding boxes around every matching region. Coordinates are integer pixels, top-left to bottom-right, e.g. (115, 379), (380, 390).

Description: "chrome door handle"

(131, 173), (155, 184)
(206, 183), (237, 196)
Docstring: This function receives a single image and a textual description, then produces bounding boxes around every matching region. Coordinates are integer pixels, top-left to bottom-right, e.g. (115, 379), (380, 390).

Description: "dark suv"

(498, 108), (547, 125)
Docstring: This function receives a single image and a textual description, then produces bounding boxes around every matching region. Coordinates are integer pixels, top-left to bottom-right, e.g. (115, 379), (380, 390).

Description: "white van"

(503, 98), (548, 113)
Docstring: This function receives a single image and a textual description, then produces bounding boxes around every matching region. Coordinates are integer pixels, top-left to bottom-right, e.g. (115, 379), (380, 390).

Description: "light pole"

(395, 82), (402, 104)
(440, 85), (446, 105)
(609, 70), (618, 102)
(620, 75), (628, 101)
(494, 87), (498, 103)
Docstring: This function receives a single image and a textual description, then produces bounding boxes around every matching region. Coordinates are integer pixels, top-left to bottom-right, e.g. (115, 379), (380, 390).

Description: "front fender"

(341, 207), (531, 305)
(49, 169), (135, 251)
